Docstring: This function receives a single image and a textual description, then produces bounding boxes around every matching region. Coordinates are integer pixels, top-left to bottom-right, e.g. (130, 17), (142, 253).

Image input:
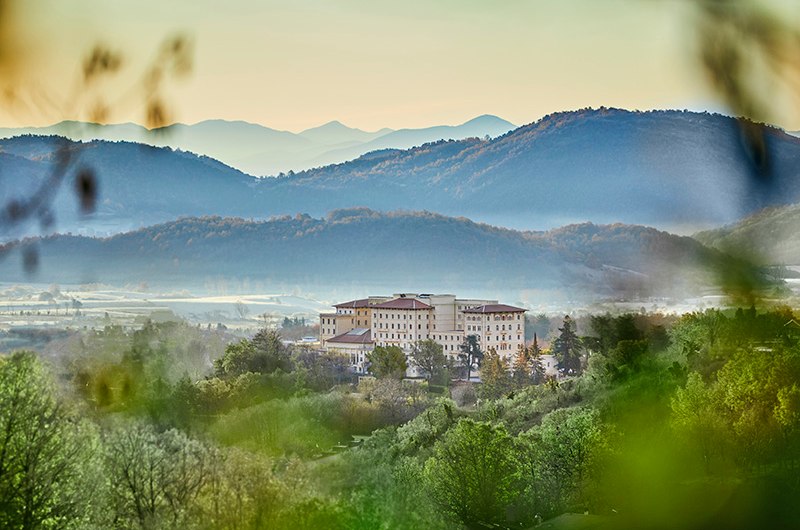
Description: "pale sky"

(1, 0), (798, 131)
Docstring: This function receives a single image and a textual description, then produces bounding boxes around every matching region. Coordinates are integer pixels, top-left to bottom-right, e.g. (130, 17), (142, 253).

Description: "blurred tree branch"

(0, 0), (192, 272)
(693, 0), (800, 177)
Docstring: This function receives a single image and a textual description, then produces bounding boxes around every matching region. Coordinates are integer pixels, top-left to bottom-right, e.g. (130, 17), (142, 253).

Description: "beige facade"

(462, 306), (526, 354)
(320, 292), (527, 372)
(319, 297), (389, 347)
(319, 313), (337, 342)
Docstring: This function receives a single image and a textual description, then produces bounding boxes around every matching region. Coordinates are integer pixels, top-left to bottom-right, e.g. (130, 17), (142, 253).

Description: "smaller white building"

(325, 328), (373, 374)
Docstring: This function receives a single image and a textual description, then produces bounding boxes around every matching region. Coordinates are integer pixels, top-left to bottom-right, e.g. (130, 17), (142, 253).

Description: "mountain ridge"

(0, 208), (766, 303)
(0, 115), (516, 175)
(2, 108), (800, 239)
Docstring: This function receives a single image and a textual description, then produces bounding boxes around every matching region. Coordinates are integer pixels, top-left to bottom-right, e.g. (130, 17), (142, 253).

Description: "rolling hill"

(2, 108), (800, 240)
(694, 203), (800, 265)
(0, 136), (259, 239)
(0, 209), (768, 303)
(258, 108), (800, 231)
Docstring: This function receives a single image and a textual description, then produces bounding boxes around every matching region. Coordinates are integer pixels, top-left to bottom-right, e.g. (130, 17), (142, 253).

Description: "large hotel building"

(319, 293), (527, 374)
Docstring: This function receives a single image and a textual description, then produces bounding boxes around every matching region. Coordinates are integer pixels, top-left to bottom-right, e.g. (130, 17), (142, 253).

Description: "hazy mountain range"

(0, 209), (766, 303)
(3, 108), (800, 241)
(0, 115), (516, 176)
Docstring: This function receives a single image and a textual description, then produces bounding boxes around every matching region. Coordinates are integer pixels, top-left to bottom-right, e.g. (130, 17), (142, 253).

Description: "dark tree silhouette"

(458, 334), (483, 381)
(552, 316), (582, 375)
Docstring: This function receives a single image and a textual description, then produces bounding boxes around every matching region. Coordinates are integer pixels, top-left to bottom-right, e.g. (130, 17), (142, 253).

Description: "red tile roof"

(327, 328), (373, 344)
(334, 298), (372, 308)
(463, 304), (527, 313)
(372, 298), (432, 310)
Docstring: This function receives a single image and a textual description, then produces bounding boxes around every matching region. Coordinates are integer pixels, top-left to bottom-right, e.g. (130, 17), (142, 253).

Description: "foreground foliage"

(2, 307), (800, 528)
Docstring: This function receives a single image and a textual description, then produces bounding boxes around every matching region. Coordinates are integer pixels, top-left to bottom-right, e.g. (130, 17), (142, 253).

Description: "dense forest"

(2, 306), (800, 529)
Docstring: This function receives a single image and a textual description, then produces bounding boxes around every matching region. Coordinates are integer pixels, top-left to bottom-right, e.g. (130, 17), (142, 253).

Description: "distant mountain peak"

(461, 114), (516, 128)
(297, 120), (392, 147)
(322, 120), (346, 128)
(301, 120), (359, 134)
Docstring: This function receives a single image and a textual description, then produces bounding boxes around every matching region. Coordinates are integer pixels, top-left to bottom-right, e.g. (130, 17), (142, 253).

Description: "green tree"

(411, 339), (450, 385)
(512, 345), (531, 387)
(251, 328), (292, 373)
(714, 345), (800, 465)
(214, 339), (256, 377)
(602, 339), (650, 381)
(518, 407), (604, 516)
(293, 348), (353, 390)
(529, 334), (546, 384)
(106, 423), (212, 529)
(0, 352), (105, 530)
(424, 419), (520, 528)
(512, 335), (546, 387)
(368, 379), (426, 424)
(481, 347), (512, 399)
(458, 334), (483, 381)
(202, 447), (282, 529)
(671, 372), (727, 474)
(553, 315), (583, 375)
(367, 345), (407, 379)
(214, 329), (292, 378)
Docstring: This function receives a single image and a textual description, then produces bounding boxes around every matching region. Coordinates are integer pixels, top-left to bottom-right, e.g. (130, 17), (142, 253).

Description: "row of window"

(493, 314), (520, 321)
(373, 332), (463, 342)
(373, 341), (460, 352)
(485, 335), (522, 342)
(465, 313), (522, 321)
(373, 312), (434, 320)
(466, 324), (522, 332)
(376, 332), (421, 340)
(378, 323), (428, 330)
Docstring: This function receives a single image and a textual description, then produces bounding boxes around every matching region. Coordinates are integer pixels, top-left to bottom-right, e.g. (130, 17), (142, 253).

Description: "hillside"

(0, 209), (766, 302)
(257, 108), (800, 231)
(694, 203), (800, 264)
(0, 136), (261, 239)
(3, 108), (800, 239)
